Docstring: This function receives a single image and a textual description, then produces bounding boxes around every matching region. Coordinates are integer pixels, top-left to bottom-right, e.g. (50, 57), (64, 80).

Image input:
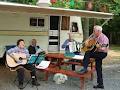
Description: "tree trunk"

(110, 32), (112, 44)
(83, 0), (93, 41)
(83, 18), (89, 41)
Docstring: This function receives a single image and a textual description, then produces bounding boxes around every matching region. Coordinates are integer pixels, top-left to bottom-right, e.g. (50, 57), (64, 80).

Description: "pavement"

(0, 64), (120, 90)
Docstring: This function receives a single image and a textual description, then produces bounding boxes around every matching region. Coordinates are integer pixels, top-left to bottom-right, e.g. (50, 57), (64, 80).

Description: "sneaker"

(18, 83), (24, 89)
(32, 81), (40, 86)
(93, 84), (104, 89)
(79, 68), (88, 74)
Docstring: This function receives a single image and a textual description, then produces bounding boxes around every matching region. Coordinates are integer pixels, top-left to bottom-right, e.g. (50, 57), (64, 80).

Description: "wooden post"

(80, 78), (85, 90)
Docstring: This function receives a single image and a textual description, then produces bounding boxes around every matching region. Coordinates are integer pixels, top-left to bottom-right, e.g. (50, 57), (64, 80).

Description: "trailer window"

(61, 16), (70, 30)
(30, 18), (37, 26)
(30, 18), (44, 27)
(71, 22), (78, 32)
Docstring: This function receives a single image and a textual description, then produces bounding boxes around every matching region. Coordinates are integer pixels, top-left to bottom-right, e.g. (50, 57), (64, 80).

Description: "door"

(48, 16), (60, 52)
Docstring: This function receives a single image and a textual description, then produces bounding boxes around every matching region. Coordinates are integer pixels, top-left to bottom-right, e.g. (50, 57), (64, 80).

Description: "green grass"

(109, 44), (120, 51)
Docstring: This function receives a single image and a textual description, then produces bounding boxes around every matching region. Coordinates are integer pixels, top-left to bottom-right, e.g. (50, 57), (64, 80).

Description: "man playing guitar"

(79, 25), (109, 89)
(7, 39), (40, 89)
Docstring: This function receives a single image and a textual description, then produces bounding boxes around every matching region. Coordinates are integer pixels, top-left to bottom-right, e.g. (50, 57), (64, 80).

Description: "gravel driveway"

(0, 63), (120, 90)
(0, 49), (120, 90)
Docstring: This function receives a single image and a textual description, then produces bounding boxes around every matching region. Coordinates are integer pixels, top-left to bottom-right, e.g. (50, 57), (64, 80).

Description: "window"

(30, 18), (44, 27)
(61, 16), (70, 30)
(71, 22), (78, 32)
(38, 19), (44, 26)
(30, 18), (37, 26)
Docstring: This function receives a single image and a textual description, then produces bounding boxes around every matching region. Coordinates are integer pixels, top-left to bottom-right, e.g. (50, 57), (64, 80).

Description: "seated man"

(28, 39), (45, 64)
(7, 39), (40, 89)
(62, 32), (81, 71)
(28, 39), (40, 55)
(28, 39), (45, 55)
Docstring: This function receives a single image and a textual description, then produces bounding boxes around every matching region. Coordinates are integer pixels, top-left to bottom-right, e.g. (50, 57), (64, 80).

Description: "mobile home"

(0, 1), (113, 57)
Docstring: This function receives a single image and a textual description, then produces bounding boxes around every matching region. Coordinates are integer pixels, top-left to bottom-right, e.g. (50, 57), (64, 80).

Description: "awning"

(0, 1), (113, 19)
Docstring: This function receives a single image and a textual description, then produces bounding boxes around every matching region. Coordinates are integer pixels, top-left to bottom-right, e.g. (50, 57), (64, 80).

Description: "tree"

(94, 0), (120, 44)
(82, 0), (93, 41)
(51, 0), (84, 9)
(109, 1), (120, 15)
(89, 0), (120, 16)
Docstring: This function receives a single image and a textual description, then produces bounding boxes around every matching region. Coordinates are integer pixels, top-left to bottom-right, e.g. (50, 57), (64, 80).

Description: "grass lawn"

(103, 44), (120, 65)
(110, 44), (120, 51)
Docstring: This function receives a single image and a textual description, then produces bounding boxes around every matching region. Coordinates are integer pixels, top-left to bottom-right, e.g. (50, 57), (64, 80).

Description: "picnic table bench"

(39, 53), (95, 90)
(43, 66), (95, 90)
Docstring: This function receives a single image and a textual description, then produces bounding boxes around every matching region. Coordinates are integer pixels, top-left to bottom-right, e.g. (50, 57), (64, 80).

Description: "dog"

(53, 73), (68, 84)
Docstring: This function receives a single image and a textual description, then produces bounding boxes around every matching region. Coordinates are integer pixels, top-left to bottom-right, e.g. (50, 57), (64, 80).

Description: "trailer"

(0, 1), (113, 57)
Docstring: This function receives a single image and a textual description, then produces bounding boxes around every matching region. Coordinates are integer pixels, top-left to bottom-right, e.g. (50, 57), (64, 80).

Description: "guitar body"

(6, 53), (27, 68)
(81, 38), (97, 52)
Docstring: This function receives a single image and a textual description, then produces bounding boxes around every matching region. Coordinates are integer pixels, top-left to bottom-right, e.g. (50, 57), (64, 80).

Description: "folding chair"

(14, 68), (32, 89)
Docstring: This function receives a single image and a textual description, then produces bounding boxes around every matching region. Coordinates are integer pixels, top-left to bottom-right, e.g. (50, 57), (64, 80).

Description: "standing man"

(79, 25), (109, 89)
(7, 39), (40, 89)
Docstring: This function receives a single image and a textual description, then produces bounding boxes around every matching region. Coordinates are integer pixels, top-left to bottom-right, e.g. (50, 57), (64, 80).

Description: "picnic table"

(39, 53), (95, 90)
(46, 53), (94, 69)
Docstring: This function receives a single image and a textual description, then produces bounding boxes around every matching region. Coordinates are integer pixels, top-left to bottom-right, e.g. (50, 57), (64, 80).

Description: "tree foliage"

(109, 3), (120, 15)
(51, 0), (84, 9)
(104, 15), (120, 32)
(94, 0), (120, 15)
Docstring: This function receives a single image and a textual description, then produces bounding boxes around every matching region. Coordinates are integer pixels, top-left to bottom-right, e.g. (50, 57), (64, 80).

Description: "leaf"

(113, 0), (120, 4)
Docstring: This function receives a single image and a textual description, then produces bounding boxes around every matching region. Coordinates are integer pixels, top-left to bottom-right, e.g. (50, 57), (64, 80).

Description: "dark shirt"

(28, 45), (39, 54)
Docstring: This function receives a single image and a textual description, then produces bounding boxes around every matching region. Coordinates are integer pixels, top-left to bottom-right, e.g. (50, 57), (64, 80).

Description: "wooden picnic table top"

(46, 53), (94, 61)
(46, 53), (65, 59)
(45, 53), (95, 67)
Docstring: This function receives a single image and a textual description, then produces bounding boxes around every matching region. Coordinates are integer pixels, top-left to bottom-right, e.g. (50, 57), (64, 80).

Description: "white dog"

(53, 73), (68, 84)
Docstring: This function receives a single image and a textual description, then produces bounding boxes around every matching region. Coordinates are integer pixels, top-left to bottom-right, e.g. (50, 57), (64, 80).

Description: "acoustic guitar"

(6, 53), (27, 68)
(81, 38), (97, 52)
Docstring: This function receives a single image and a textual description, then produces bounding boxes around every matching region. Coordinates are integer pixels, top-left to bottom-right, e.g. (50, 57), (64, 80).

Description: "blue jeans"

(83, 51), (107, 85)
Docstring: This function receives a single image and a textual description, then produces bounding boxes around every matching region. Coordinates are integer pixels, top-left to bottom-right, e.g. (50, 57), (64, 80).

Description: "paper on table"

(72, 55), (84, 60)
(36, 61), (50, 69)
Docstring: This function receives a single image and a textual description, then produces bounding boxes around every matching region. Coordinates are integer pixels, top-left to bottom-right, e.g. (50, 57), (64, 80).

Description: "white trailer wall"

(60, 16), (83, 52)
(0, 12), (49, 57)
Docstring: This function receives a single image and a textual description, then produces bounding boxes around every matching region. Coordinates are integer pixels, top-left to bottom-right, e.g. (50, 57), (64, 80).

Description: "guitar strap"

(101, 44), (108, 47)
